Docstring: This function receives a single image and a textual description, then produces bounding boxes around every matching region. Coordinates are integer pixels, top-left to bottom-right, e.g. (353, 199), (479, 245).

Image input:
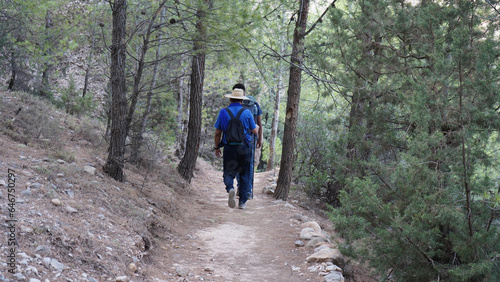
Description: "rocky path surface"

(157, 165), (351, 282)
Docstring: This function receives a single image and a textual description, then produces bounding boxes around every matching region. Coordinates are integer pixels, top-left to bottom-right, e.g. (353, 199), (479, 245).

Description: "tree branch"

(486, 0), (500, 15)
(304, 0), (338, 37)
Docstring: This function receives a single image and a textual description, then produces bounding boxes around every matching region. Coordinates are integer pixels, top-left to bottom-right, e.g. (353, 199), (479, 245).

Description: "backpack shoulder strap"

(235, 108), (246, 119)
(225, 107), (235, 118)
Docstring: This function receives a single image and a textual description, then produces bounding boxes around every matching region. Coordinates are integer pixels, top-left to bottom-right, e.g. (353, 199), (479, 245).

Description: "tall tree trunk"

(177, 1), (210, 182)
(274, 0), (310, 200)
(104, 0), (128, 181)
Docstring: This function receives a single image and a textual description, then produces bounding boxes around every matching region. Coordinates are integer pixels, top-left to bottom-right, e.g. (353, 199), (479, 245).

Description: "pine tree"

(319, 0), (500, 280)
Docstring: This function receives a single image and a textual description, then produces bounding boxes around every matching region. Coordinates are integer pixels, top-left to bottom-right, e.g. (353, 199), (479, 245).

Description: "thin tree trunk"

(176, 71), (187, 157)
(274, 0), (310, 201)
(41, 10), (53, 97)
(266, 57), (284, 171)
(82, 27), (96, 98)
(104, 0), (128, 181)
(125, 1), (167, 137)
(129, 8), (166, 164)
(177, 1), (210, 182)
(8, 52), (16, 90)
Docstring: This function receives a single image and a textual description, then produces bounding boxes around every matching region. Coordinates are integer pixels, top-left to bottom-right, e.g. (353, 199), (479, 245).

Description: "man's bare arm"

(251, 125), (259, 136)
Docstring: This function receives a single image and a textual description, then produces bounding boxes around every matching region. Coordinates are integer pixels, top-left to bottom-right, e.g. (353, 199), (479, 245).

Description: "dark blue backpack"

(225, 108), (246, 145)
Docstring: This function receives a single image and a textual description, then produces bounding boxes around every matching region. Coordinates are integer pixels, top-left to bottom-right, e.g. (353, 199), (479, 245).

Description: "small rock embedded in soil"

(128, 263), (137, 272)
(35, 245), (51, 255)
(50, 259), (65, 272)
(115, 276), (129, 282)
(295, 240), (305, 247)
(84, 165), (96, 175)
(51, 198), (62, 206)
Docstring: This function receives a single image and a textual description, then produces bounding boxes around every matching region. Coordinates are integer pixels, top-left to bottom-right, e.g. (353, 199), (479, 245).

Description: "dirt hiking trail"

(156, 161), (370, 282)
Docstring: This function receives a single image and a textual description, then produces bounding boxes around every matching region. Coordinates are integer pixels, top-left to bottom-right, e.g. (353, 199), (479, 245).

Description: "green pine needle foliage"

(316, 0), (500, 280)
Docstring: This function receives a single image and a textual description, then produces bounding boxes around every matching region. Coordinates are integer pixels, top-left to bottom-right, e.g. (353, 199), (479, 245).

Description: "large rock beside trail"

(300, 227), (316, 240)
(299, 221), (330, 242)
(301, 221), (322, 233)
(324, 271), (345, 282)
(306, 248), (345, 269)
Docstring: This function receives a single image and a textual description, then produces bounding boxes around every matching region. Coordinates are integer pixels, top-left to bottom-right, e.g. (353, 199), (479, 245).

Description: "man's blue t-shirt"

(215, 103), (257, 146)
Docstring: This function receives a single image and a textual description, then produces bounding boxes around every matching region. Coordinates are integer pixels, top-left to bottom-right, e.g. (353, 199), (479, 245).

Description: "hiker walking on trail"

(232, 83), (262, 199)
(214, 88), (259, 209)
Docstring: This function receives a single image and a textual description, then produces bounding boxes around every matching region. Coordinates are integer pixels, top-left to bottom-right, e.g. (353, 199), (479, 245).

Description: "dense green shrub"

(59, 77), (95, 116)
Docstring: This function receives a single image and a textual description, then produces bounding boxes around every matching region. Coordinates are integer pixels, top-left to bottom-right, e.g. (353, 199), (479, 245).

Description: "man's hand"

(256, 138), (262, 149)
(215, 148), (222, 158)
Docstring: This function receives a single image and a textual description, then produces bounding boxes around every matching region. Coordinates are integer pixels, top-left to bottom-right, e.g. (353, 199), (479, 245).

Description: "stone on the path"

(20, 225), (33, 233)
(13, 273), (25, 280)
(295, 240), (305, 247)
(65, 206), (78, 213)
(57, 173), (64, 178)
(300, 227), (327, 240)
(300, 226), (329, 241)
(29, 279), (41, 282)
(300, 227), (315, 240)
(0, 180), (5, 186)
(262, 186), (274, 194)
(204, 266), (215, 273)
(57, 159), (66, 164)
(128, 263), (137, 273)
(176, 266), (189, 277)
(324, 271), (345, 282)
(30, 183), (43, 189)
(65, 189), (74, 198)
(36, 245), (51, 255)
(292, 214), (311, 223)
(314, 243), (335, 253)
(51, 198), (62, 206)
(84, 165), (96, 175)
(26, 265), (39, 275)
(326, 264), (342, 272)
(115, 276), (129, 282)
(50, 259), (65, 271)
(306, 237), (329, 248)
(21, 189), (31, 196)
(302, 221), (322, 233)
(306, 248), (345, 269)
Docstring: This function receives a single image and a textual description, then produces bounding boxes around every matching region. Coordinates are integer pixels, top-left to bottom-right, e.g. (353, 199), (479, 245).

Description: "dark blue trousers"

(223, 143), (252, 204)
